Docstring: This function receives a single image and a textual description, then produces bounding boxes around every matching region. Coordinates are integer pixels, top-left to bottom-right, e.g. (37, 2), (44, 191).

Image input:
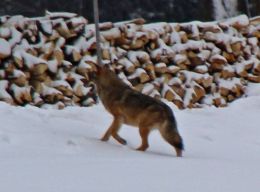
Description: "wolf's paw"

(136, 145), (148, 151)
(101, 136), (109, 142)
(117, 138), (127, 145)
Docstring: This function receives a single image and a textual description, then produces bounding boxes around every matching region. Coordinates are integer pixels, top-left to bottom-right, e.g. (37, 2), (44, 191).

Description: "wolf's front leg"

(101, 116), (127, 145)
(136, 127), (150, 151)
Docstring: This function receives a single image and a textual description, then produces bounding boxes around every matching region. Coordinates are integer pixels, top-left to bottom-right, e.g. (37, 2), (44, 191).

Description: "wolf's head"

(90, 64), (128, 90)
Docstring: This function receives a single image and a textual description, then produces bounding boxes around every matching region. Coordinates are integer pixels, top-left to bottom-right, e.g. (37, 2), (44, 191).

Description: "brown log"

(10, 84), (32, 105)
(193, 83), (206, 102)
(231, 42), (242, 56)
(247, 74), (260, 83)
(252, 62), (260, 75)
(65, 45), (81, 62)
(188, 51), (204, 66)
(53, 48), (64, 65)
(55, 20), (76, 39)
(162, 84), (184, 109)
(167, 65), (180, 74)
(231, 84), (244, 97)
(179, 31), (188, 43)
(223, 51), (236, 63)
(143, 62), (156, 80)
(221, 66), (236, 79)
(155, 62), (167, 74)
(72, 95), (81, 104)
(118, 58), (135, 73)
(227, 94), (235, 102)
(209, 55), (227, 71)
(171, 85), (185, 99)
(30, 63), (48, 76)
(30, 80), (43, 93)
(174, 54), (190, 67)
(102, 49), (110, 60)
(130, 38), (147, 50)
(249, 16), (260, 26)
(53, 85), (73, 97)
(101, 27), (121, 41)
(219, 87), (230, 97)
(128, 68), (150, 84)
(11, 74), (27, 87)
(213, 97), (227, 107)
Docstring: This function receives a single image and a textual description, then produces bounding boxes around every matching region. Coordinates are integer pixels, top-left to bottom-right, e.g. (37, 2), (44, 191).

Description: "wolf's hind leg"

(136, 127), (150, 151)
(101, 117), (127, 145)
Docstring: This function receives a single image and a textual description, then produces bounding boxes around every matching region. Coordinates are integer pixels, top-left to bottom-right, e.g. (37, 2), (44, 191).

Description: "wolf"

(92, 65), (184, 157)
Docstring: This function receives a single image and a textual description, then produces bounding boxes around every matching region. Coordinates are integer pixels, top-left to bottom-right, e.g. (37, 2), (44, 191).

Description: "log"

(128, 68), (150, 84)
(221, 65), (236, 79)
(247, 74), (260, 83)
(54, 19), (76, 39)
(223, 51), (236, 63)
(194, 65), (208, 74)
(188, 51), (204, 66)
(209, 54), (227, 71)
(41, 84), (64, 104)
(53, 48), (64, 65)
(118, 57), (135, 73)
(65, 45), (81, 62)
(162, 84), (184, 109)
(167, 65), (180, 74)
(51, 80), (73, 97)
(101, 27), (121, 41)
(231, 42), (243, 56)
(249, 16), (260, 25)
(30, 80), (43, 93)
(10, 69), (27, 87)
(155, 62), (167, 74)
(219, 15), (249, 30)
(143, 62), (156, 80)
(10, 84), (32, 105)
(0, 80), (14, 104)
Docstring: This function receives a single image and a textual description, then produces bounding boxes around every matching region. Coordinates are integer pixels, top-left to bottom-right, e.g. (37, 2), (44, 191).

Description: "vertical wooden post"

(93, 0), (102, 66)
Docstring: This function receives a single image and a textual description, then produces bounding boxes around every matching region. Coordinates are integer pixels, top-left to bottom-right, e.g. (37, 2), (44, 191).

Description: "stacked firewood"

(0, 12), (259, 109)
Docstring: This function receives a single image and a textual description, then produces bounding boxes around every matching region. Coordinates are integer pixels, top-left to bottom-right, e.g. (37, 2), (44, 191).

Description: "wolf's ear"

(103, 64), (110, 69)
(95, 64), (102, 74)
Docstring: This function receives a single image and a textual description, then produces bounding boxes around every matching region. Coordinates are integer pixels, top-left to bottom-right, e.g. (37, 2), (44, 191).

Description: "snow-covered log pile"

(0, 12), (259, 109)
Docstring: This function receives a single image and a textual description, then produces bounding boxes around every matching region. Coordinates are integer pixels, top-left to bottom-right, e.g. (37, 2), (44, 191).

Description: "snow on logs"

(0, 13), (259, 109)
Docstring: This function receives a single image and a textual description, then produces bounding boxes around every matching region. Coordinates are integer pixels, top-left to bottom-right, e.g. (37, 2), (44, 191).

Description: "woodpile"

(0, 12), (259, 109)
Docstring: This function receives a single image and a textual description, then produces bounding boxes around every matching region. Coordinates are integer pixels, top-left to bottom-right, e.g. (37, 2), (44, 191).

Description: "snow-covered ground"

(1, 84), (260, 192)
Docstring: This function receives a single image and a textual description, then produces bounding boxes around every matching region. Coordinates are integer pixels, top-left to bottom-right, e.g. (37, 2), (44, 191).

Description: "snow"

(220, 14), (249, 28)
(47, 59), (59, 73)
(100, 27), (121, 40)
(39, 20), (53, 35)
(41, 84), (62, 96)
(216, 77), (242, 90)
(51, 80), (72, 89)
(127, 68), (147, 79)
(0, 27), (11, 38)
(0, 80), (12, 99)
(0, 38), (11, 57)
(0, 86), (260, 192)
(45, 11), (77, 19)
(22, 52), (47, 68)
(8, 27), (22, 47)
